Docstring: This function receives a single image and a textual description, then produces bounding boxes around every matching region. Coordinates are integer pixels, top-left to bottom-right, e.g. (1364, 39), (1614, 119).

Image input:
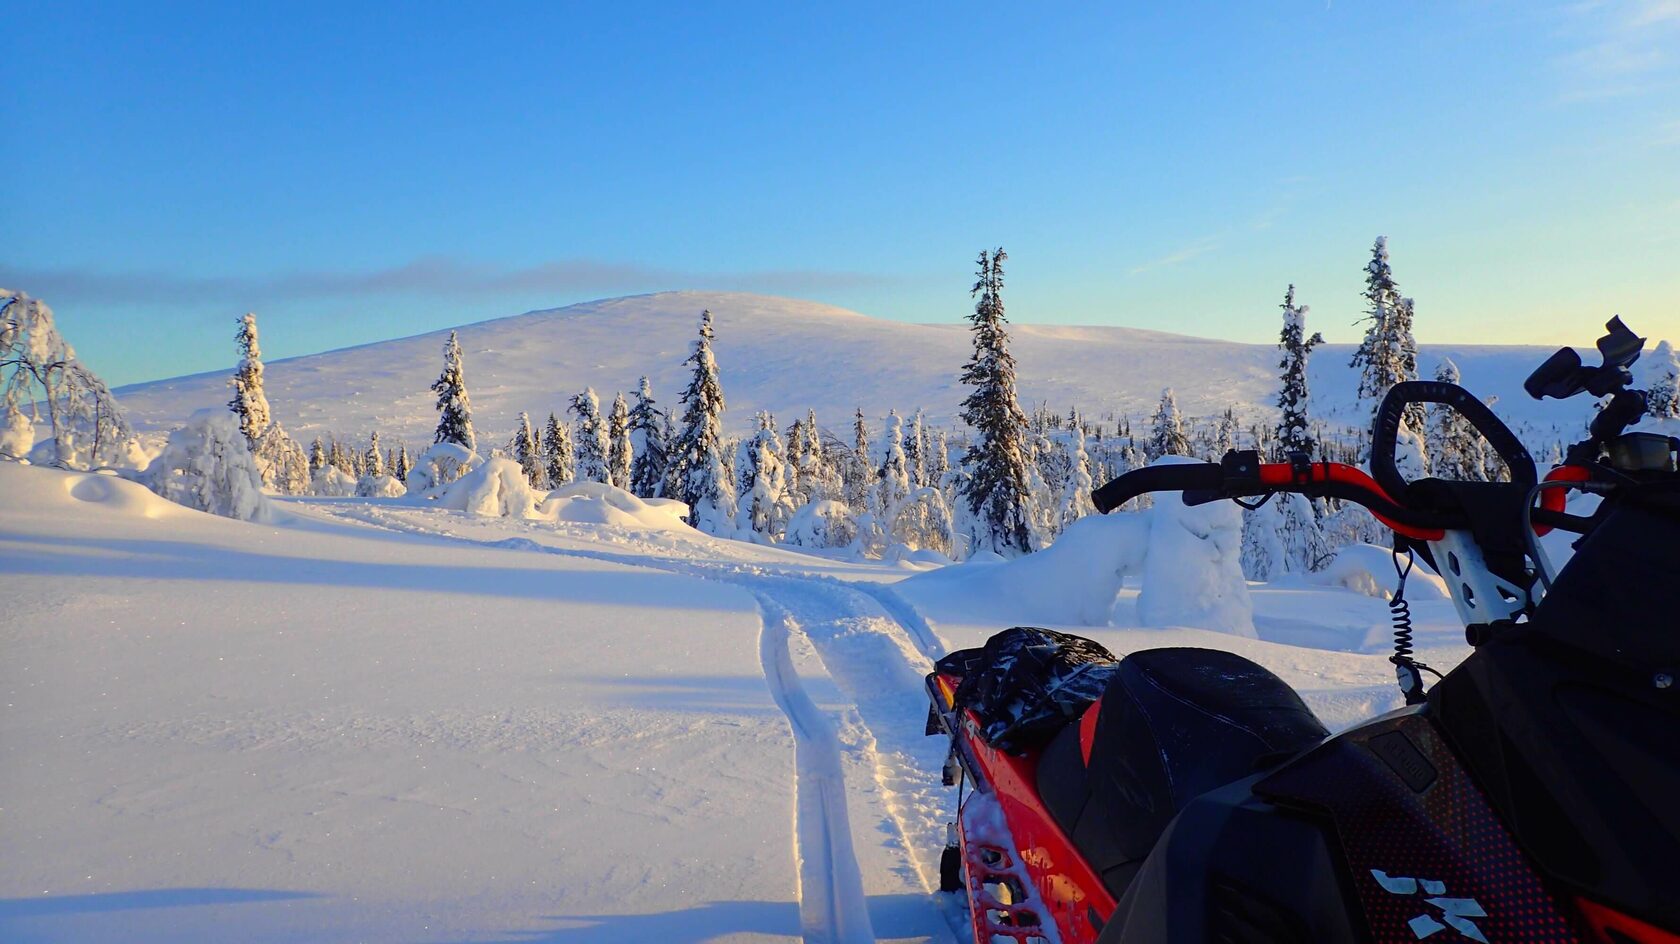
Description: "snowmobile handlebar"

(1090, 452), (1457, 541)
(1369, 380), (1538, 499)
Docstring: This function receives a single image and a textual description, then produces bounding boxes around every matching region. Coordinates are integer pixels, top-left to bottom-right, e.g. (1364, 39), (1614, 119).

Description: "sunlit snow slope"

(114, 291), (1572, 444)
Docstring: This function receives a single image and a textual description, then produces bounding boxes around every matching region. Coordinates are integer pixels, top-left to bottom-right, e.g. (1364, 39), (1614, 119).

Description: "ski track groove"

(310, 505), (962, 944)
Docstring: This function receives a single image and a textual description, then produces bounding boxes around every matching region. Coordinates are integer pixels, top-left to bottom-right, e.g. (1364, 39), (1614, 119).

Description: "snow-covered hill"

(113, 291), (1579, 447)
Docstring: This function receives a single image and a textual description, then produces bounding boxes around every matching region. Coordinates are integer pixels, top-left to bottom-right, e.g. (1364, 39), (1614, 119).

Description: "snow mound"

(540, 481), (690, 531)
(357, 473), (407, 498)
(899, 512), (1149, 626)
(65, 470), (182, 519)
(435, 457), (542, 518)
(310, 465), (357, 497)
(1312, 543), (1450, 601)
(784, 499), (859, 549)
(407, 441), (480, 493)
(1137, 458), (1255, 638)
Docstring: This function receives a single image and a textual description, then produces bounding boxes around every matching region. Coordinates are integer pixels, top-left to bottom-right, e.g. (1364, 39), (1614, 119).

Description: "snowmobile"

(924, 317), (1680, 943)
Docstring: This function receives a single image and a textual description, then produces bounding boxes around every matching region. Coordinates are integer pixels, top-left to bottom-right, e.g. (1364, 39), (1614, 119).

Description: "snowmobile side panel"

(1255, 710), (1591, 943)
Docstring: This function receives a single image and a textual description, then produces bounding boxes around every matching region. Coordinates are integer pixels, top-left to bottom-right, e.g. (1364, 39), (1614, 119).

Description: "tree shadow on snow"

(431, 893), (954, 943)
(1, 534), (730, 611)
(0, 888), (319, 943)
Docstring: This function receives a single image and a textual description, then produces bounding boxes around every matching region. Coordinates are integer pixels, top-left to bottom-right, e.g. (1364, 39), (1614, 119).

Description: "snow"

(1136, 459), (1254, 637)
(1313, 542), (1451, 602)
(432, 455), (543, 518)
(0, 453), (1487, 943)
(541, 480), (690, 531)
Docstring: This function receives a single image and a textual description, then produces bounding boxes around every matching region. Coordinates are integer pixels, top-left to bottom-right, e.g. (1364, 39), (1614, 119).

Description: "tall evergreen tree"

(929, 428), (951, 485)
(608, 392), (632, 490)
(394, 443), (411, 483)
(1275, 284), (1325, 457)
(846, 408), (872, 509)
(957, 248), (1038, 556)
(364, 430), (385, 478)
(875, 410), (912, 522)
(1349, 238), (1422, 432)
(1057, 430), (1096, 529)
(542, 412), (574, 488)
(736, 411), (793, 540)
(905, 408), (928, 488)
(309, 437), (327, 475)
(669, 310), (734, 530)
(1146, 388), (1192, 460)
(510, 411), (545, 487)
(1639, 340), (1680, 419)
(627, 376), (669, 498)
(1426, 359), (1488, 481)
(431, 331), (476, 453)
(570, 388), (610, 483)
(228, 312), (272, 447)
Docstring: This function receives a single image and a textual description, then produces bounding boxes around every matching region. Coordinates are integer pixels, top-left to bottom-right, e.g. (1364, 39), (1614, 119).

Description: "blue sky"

(4, 2), (1678, 385)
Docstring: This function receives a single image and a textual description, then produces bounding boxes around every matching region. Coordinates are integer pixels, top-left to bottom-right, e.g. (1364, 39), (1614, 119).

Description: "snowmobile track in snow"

(756, 595), (878, 944)
(308, 506), (961, 944)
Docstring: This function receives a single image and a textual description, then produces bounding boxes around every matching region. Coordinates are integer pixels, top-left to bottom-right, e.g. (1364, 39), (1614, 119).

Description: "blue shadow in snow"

(0, 887), (318, 918)
(431, 893), (955, 943)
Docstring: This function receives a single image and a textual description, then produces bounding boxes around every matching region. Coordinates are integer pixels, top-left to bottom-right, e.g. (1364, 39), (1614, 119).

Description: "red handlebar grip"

(1256, 462), (1447, 542)
(1534, 466), (1591, 537)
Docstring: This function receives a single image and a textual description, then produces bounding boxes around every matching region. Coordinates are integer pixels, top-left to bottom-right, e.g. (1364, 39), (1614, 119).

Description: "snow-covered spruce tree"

(608, 392), (632, 491)
(784, 416), (807, 502)
(394, 444), (411, 483)
(542, 412), (574, 488)
(660, 412), (683, 499)
(627, 377), (669, 498)
(228, 312), (273, 447)
(1426, 359), (1488, 481)
(309, 437), (327, 476)
(431, 331), (476, 453)
(0, 290), (138, 467)
(364, 431), (385, 478)
(1349, 238), (1423, 437)
(145, 410), (273, 521)
(1275, 284), (1325, 458)
(929, 428), (951, 485)
(1213, 408), (1240, 457)
(792, 409), (837, 504)
(735, 411), (794, 541)
(957, 248), (1039, 557)
(1146, 388), (1192, 460)
(845, 408), (872, 510)
(874, 410), (912, 523)
(1057, 429), (1096, 530)
(510, 411), (546, 488)
(906, 409), (928, 488)
(1638, 340), (1680, 420)
(669, 310), (735, 531)
(570, 388), (610, 484)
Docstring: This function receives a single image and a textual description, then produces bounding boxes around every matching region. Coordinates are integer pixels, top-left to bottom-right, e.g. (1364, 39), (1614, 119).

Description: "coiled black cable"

(1389, 547), (1440, 705)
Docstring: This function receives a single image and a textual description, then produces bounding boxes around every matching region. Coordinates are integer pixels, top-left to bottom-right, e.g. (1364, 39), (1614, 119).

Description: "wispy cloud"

(1126, 177), (1308, 277)
(0, 257), (902, 307)
(1554, 0), (1680, 100)
(1127, 236), (1221, 276)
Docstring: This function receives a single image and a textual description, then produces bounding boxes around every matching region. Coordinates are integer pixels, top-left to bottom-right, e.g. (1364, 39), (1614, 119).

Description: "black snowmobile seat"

(1036, 647), (1329, 900)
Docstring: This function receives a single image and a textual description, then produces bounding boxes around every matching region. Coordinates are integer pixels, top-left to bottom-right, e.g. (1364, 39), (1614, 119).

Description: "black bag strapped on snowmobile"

(935, 627), (1119, 753)
(926, 318), (1680, 944)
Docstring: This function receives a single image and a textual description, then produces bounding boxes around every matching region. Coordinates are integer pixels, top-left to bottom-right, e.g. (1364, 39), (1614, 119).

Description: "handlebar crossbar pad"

(1091, 461), (1225, 514)
(1370, 381), (1537, 499)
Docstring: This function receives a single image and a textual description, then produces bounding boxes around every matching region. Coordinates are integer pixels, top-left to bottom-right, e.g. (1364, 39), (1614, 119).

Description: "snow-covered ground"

(110, 290), (1575, 445)
(0, 460), (1474, 943)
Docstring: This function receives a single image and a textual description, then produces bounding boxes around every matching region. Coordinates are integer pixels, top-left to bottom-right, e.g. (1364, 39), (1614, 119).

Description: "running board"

(959, 788), (1063, 944)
